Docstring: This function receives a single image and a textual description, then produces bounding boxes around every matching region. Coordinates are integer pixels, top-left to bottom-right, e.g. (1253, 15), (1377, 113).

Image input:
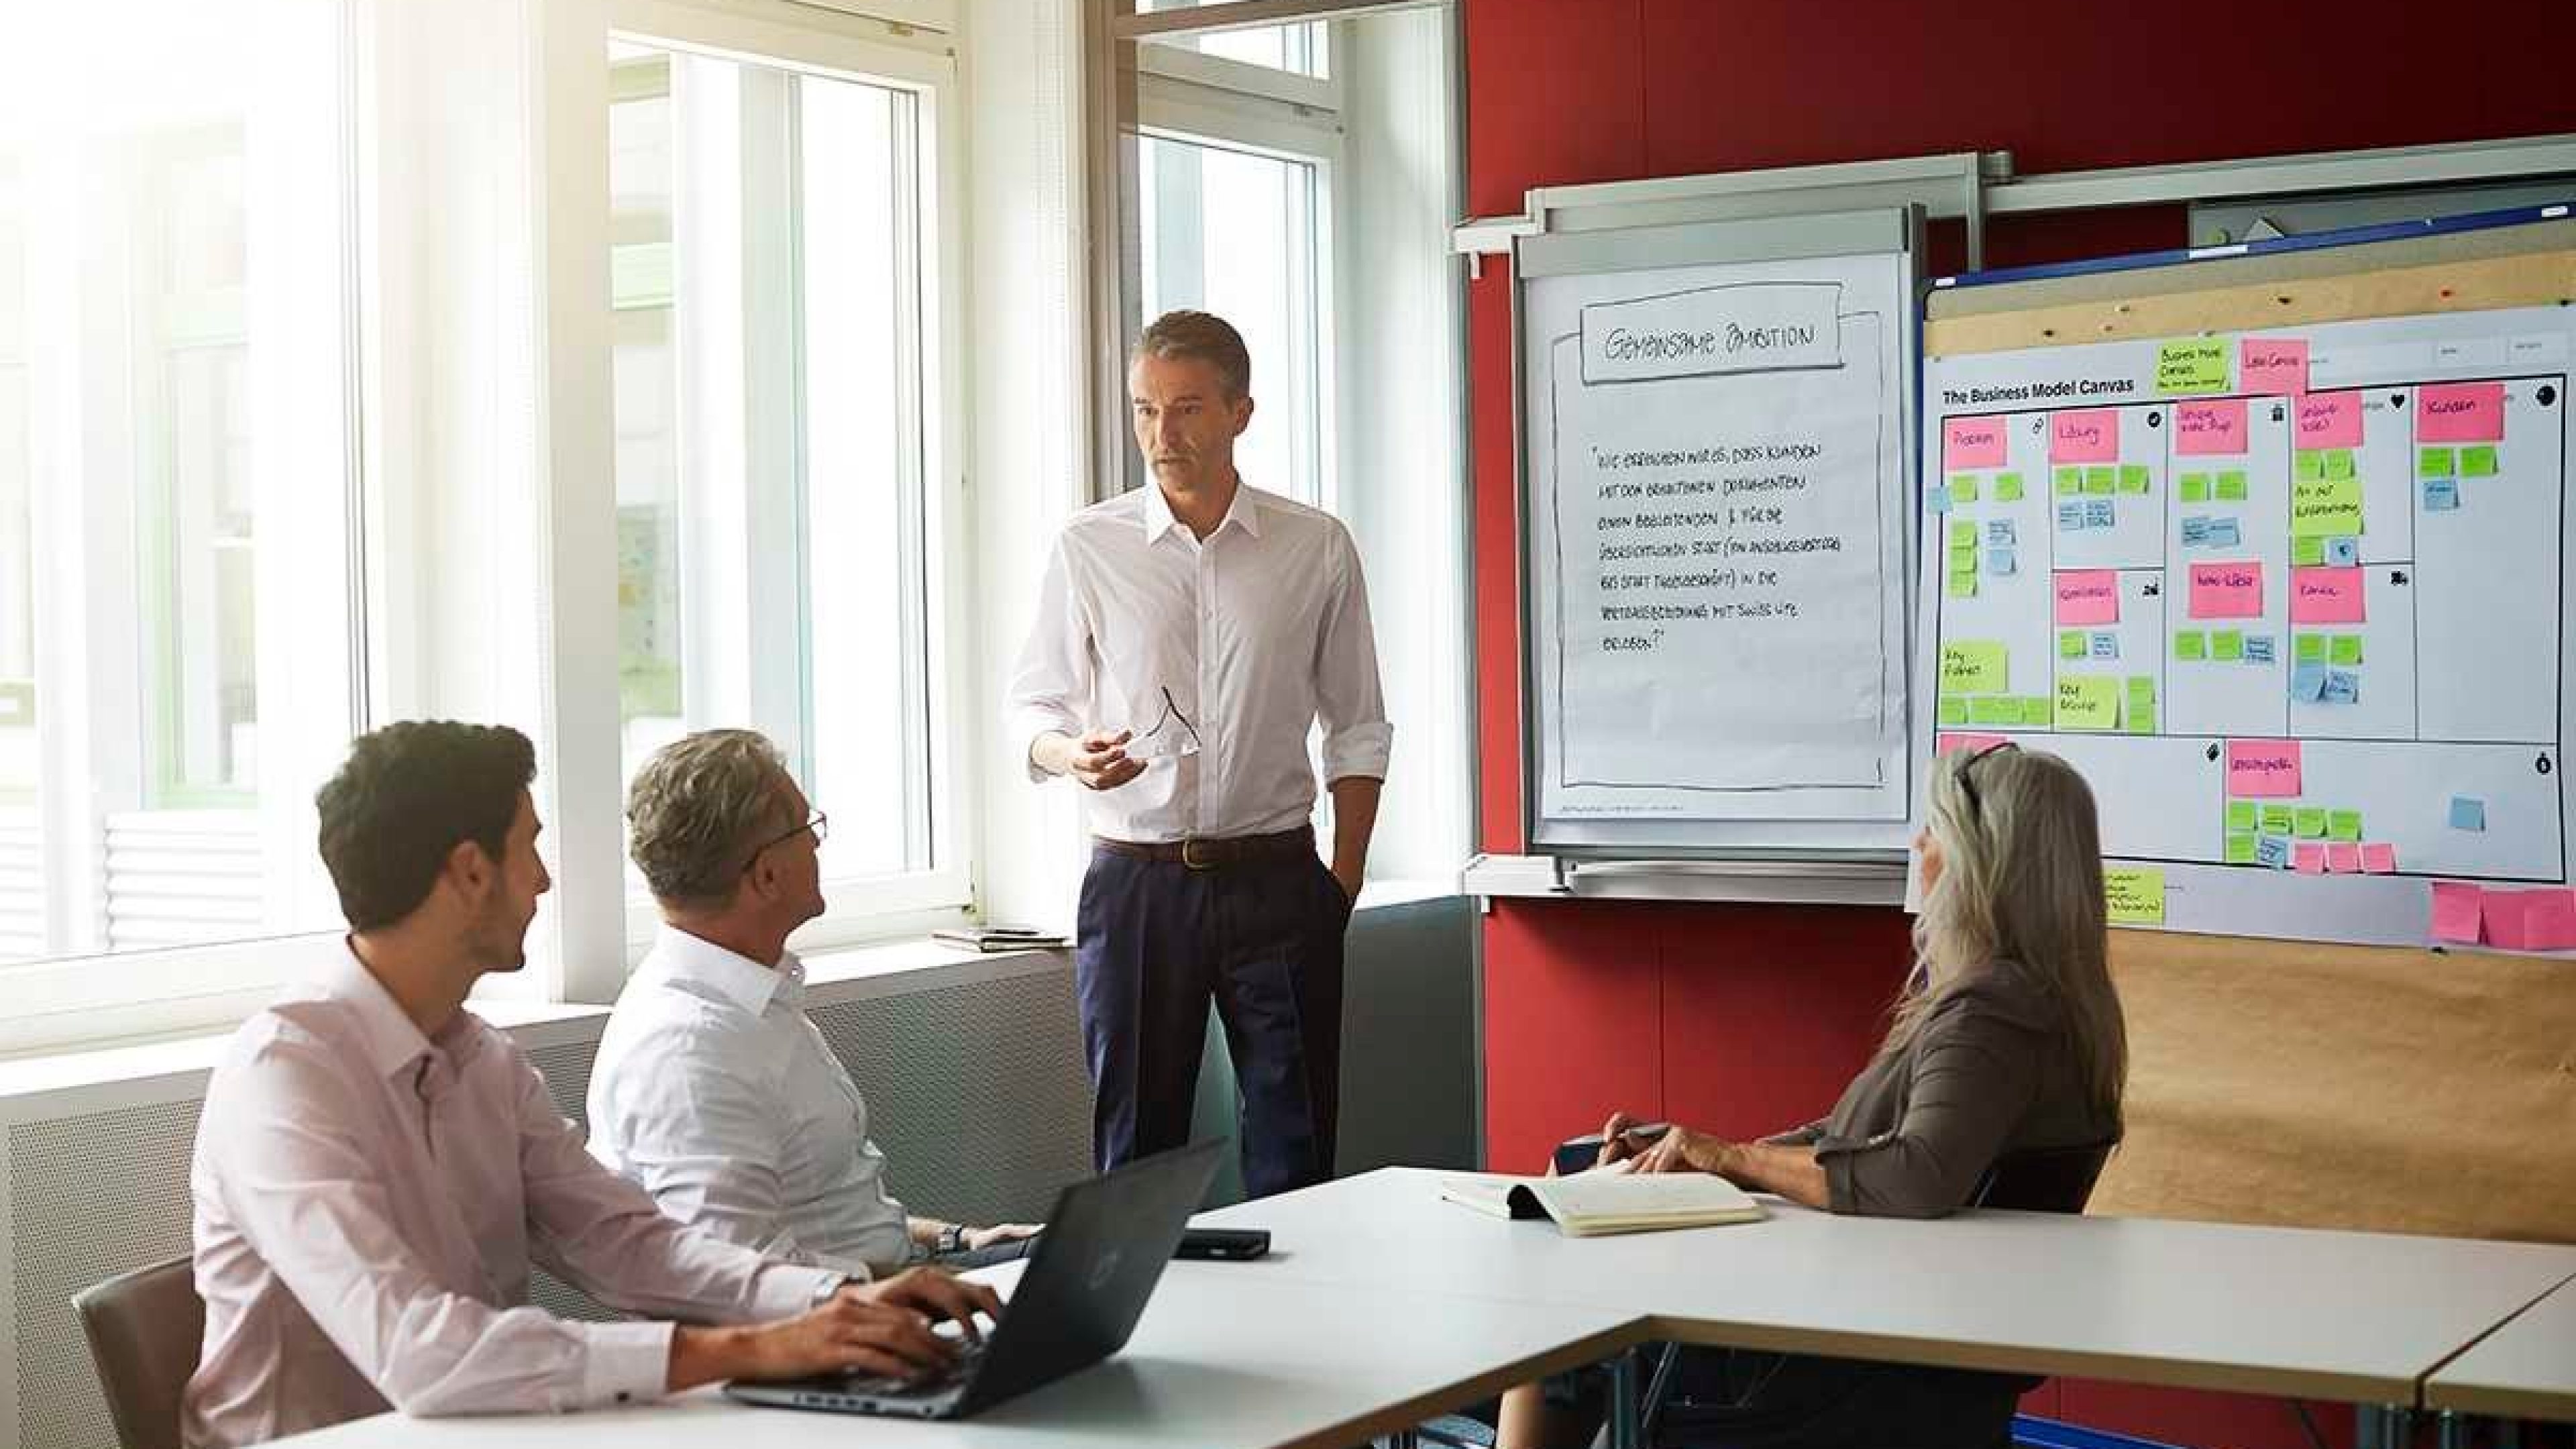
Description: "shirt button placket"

(1195, 543), (1214, 836)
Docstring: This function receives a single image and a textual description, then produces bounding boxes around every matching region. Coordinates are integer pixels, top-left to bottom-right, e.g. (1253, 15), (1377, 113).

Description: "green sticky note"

(2296, 633), (2326, 663)
(2328, 809), (2363, 843)
(2295, 807), (2328, 838)
(2153, 337), (2230, 396)
(2055, 467), (2082, 496)
(1938, 696), (1968, 724)
(2226, 800), (2257, 832)
(2462, 445), (2498, 477)
(1949, 520), (1976, 549)
(2104, 866), (2167, 924)
(2292, 475), (2364, 537)
(2325, 449), (2355, 480)
(2124, 677), (2156, 734)
(2084, 466), (2116, 495)
(2179, 474), (2209, 502)
(2216, 470), (2249, 501)
(2420, 447), (2456, 478)
(2055, 675), (2120, 731)
(2119, 464), (2151, 494)
(2293, 535), (2326, 566)
(1971, 696), (2021, 725)
(2174, 631), (2206, 661)
(2296, 450), (2325, 482)
(2261, 804), (2294, 835)
(1949, 543), (1977, 574)
(2021, 696), (2054, 726)
(1939, 639), (2008, 696)
(2330, 634), (2363, 666)
(1995, 472), (2025, 502)
(1952, 476), (1980, 504)
(1948, 569), (1978, 598)
(2060, 631), (2088, 659)
(2211, 630), (2244, 662)
(2224, 833), (2259, 864)
(2127, 674), (2155, 702)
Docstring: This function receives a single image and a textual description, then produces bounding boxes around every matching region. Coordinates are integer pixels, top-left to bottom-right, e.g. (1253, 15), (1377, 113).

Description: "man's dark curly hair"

(316, 721), (536, 931)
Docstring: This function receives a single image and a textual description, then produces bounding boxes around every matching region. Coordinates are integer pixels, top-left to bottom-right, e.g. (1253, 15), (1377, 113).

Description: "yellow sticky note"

(2055, 675), (2119, 731)
(2154, 338), (2230, 396)
(2104, 866), (2167, 924)
(1939, 640), (2008, 696)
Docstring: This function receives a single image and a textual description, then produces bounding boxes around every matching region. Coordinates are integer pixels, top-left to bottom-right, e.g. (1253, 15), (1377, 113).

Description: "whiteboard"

(1519, 211), (1919, 856)
(1919, 214), (2576, 949)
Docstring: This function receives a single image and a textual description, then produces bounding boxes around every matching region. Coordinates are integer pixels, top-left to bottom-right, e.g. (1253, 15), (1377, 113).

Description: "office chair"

(74, 1253), (205, 1449)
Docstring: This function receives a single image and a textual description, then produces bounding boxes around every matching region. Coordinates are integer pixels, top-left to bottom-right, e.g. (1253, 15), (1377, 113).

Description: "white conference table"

(1197, 1167), (2576, 1406)
(279, 1262), (1642, 1449)
(2425, 1273), (2576, 1423)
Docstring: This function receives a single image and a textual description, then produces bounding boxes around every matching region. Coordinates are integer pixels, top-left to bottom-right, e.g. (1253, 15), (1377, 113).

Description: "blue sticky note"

(1927, 485), (1953, 514)
(2180, 516), (2211, 547)
(2244, 635), (2276, 665)
(2290, 663), (2328, 701)
(2057, 501), (2087, 531)
(2326, 536), (2359, 566)
(2084, 498), (2116, 529)
(2207, 518), (2243, 548)
(2089, 632), (2118, 660)
(1987, 519), (2017, 547)
(2256, 836), (2292, 869)
(2449, 796), (2486, 831)
(2322, 668), (2361, 704)
(2424, 478), (2461, 512)
(1987, 547), (2017, 576)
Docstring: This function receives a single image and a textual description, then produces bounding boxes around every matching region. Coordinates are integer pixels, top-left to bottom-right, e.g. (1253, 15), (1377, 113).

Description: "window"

(1137, 1), (1328, 78)
(606, 17), (967, 943)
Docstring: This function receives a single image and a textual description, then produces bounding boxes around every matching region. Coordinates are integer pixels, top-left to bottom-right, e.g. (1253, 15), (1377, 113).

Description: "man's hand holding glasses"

(1040, 729), (1147, 792)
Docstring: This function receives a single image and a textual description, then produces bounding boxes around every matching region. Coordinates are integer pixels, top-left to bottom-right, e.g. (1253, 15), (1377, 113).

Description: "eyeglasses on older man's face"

(741, 809), (829, 875)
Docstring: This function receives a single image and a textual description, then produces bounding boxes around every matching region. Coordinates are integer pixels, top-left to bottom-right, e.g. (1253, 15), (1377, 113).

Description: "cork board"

(1929, 218), (2576, 1243)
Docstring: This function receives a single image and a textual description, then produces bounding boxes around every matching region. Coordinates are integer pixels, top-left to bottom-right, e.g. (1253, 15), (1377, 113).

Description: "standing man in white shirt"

(182, 721), (998, 1448)
(589, 728), (1037, 1276)
(1008, 309), (1391, 1198)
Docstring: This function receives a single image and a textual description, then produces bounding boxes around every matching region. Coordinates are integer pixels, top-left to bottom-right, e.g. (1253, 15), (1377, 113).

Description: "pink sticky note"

(2174, 398), (2249, 457)
(2430, 881), (2484, 943)
(2049, 409), (2121, 464)
(2416, 382), (2504, 444)
(2522, 890), (2576, 951)
(2188, 561), (2263, 620)
(2294, 391), (2363, 450)
(1943, 417), (2008, 471)
(2241, 338), (2310, 396)
(2293, 843), (2327, 874)
(2225, 739), (2302, 798)
(2484, 890), (2539, 951)
(2324, 843), (2362, 873)
(2360, 842), (2397, 874)
(2289, 566), (2365, 625)
(2053, 570), (2121, 627)
(1936, 732), (2008, 756)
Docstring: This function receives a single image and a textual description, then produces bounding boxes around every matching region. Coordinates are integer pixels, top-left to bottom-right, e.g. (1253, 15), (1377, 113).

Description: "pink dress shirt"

(180, 945), (834, 1447)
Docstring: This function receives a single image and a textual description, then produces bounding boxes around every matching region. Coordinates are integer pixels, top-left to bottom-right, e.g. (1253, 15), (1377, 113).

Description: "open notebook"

(1436, 1171), (1766, 1237)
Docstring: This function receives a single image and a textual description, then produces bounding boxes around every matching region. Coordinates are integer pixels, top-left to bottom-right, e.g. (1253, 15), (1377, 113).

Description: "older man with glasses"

(588, 729), (1036, 1280)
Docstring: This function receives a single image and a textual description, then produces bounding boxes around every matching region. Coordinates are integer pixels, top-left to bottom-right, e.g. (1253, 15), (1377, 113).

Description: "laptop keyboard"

(835, 1335), (987, 1397)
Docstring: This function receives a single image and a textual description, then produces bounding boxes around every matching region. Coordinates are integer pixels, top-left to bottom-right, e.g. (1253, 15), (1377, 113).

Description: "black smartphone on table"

(1175, 1227), (1270, 1260)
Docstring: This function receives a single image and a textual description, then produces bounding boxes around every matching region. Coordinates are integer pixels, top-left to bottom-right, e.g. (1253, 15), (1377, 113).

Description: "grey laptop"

(724, 1139), (1224, 1420)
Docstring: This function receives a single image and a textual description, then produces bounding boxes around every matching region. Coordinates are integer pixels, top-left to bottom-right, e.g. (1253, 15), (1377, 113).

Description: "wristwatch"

(935, 1223), (968, 1255)
(809, 1270), (850, 1308)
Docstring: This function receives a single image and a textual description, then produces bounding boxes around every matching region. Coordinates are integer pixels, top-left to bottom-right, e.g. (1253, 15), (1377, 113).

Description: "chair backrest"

(1970, 1139), (2116, 1216)
(74, 1254), (205, 1449)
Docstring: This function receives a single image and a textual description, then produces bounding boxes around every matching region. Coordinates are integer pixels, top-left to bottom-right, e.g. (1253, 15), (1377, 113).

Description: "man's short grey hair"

(626, 729), (796, 910)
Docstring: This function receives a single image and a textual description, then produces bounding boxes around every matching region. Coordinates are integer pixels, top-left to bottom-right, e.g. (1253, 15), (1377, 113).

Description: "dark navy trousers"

(1074, 842), (1350, 1199)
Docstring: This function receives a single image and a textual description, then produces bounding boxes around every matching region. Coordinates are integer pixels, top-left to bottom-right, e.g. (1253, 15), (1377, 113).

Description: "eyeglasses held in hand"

(1124, 685), (1204, 762)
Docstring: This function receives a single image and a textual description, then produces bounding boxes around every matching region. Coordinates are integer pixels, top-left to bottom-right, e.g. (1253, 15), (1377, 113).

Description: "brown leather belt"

(1093, 827), (1313, 871)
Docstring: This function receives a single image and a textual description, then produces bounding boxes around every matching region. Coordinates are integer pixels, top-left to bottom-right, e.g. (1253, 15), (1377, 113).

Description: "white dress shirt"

(1007, 481), (1393, 842)
(182, 945), (831, 1449)
(588, 926), (914, 1278)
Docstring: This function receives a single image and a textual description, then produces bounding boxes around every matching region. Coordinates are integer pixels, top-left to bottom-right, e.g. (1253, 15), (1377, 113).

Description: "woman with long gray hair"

(1498, 742), (2127, 1449)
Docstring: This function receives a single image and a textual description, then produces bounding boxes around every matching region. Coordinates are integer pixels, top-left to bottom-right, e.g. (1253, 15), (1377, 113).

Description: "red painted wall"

(1464, 3), (2576, 1444)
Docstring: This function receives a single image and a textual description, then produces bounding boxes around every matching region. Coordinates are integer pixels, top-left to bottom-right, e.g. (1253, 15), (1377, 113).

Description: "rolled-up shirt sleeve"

(1314, 526), (1391, 784)
(1815, 1000), (2041, 1219)
(1006, 538), (1093, 780)
(207, 1033), (712, 1417)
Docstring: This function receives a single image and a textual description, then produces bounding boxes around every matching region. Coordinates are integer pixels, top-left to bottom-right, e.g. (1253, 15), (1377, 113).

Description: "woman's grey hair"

(626, 729), (798, 912)
(1894, 745), (2129, 1129)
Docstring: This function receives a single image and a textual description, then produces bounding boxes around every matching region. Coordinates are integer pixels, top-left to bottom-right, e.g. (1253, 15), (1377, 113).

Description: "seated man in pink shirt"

(181, 720), (1000, 1448)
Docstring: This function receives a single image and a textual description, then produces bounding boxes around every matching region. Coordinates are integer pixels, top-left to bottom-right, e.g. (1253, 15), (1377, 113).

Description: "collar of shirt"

(641, 923), (804, 1016)
(313, 940), (484, 1088)
(1140, 476), (1263, 545)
